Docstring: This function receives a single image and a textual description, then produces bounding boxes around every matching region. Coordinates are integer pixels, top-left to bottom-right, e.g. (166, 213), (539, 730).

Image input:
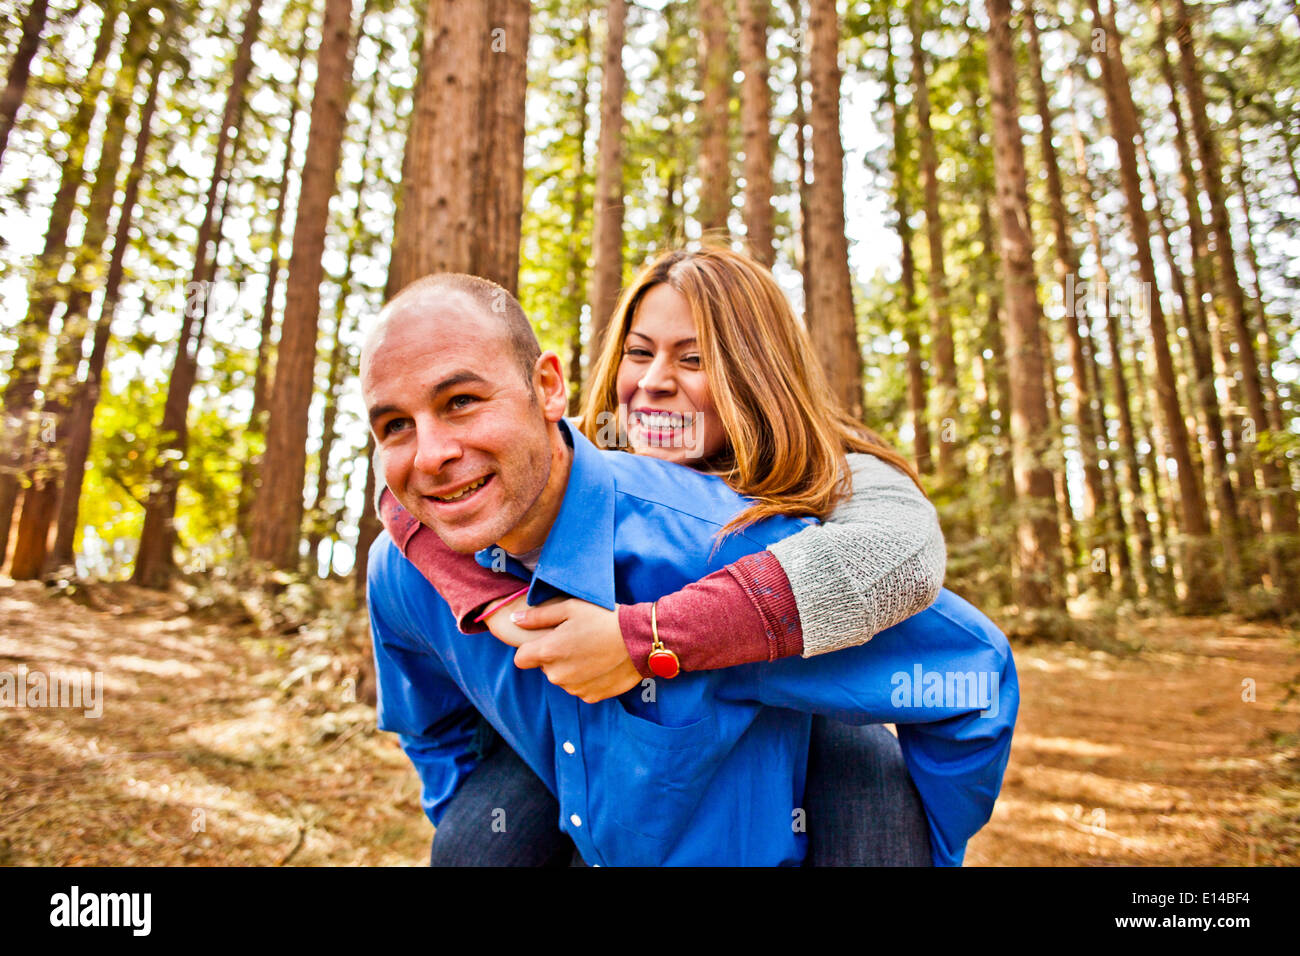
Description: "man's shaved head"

(372, 274), (541, 386)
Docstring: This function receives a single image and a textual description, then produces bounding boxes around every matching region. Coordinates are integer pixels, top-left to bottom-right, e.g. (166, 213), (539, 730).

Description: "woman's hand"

(482, 592), (549, 648)
(489, 597), (642, 704)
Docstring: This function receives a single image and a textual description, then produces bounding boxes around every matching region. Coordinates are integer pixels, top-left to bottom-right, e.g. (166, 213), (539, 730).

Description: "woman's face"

(615, 283), (729, 465)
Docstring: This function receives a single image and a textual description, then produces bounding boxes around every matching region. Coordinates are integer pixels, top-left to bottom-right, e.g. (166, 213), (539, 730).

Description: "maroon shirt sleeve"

(617, 549), (805, 678)
(378, 487), (527, 633)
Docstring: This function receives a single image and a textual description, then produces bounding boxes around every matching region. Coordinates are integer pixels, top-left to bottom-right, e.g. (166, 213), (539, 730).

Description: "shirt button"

(562, 741), (576, 755)
(570, 813), (582, 828)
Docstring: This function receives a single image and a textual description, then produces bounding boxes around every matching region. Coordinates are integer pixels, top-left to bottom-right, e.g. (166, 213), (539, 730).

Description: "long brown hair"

(579, 246), (925, 535)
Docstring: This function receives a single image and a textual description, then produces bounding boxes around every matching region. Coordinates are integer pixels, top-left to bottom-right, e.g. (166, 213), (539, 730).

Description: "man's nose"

(412, 420), (462, 475)
(638, 353), (676, 394)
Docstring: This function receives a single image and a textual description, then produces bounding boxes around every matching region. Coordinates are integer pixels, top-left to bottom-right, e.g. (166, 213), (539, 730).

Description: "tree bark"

(49, 37), (168, 572)
(238, 23), (310, 536)
(566, 10), (593, 413)
(1172, 0), (1297, 608)
(585, 0), (628, 369)
(389, 0), (490, 289)
(473, 0), (530, 295)
(805, 0), (860, 417)
(0, 0), (50, 172)
(697, 0), (730, 234)
(248, 0), (357, 572)
(9, 4), (150, 579)
(910, 0), (958, 481)
(1150, 0), (1244, 590)
(986, 0), (1063, 611)
(1025, 5), (1110, 592)
(132, 0), (262, 588)
(1088, 0), (1220, 610)
(738, 0), (773, 266)
(0, 0), (119, 568)
(883, 15), (930, 475)
(789, 0), (813, 330)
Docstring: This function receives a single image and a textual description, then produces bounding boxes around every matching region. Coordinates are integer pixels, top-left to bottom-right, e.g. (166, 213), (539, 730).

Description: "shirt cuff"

(726, 550), (804, 661)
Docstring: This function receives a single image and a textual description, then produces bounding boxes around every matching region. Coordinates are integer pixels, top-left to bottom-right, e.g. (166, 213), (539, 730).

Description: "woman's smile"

(615, 283), (728, 463)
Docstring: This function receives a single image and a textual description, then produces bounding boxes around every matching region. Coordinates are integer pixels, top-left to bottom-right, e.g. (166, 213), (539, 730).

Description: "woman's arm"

(516, 453), (946, 686)
(768, 451), (947, 656)
(377, 487), (527, 630)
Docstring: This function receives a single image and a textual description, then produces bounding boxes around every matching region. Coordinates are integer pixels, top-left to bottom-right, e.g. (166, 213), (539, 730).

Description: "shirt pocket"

(591, 700), (729, 863)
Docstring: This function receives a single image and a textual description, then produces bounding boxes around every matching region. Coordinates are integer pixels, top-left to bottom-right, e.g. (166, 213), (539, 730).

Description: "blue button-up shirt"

(367, 420), (1018, 866)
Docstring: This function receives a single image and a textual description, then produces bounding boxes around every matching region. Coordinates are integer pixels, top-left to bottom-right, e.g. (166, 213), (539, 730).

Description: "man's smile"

(425, 473), (494, 506)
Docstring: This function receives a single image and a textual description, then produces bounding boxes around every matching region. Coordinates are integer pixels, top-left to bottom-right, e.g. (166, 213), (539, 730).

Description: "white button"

(570, 813), (582, 827)
(562, 741), (576, 755)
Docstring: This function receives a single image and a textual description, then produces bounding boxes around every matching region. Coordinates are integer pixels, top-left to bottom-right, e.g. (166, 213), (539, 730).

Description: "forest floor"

(1, 574), (1297, 867)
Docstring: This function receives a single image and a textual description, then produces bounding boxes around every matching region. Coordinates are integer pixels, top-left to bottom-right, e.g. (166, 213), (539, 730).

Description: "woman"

(379, 246), (945, 866)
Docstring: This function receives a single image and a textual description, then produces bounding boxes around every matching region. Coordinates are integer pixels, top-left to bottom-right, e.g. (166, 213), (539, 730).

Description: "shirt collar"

(475, 418), (617, 609)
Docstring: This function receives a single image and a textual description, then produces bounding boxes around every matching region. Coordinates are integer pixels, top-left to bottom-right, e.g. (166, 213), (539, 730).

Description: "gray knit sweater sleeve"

(766, 453), (947, 657)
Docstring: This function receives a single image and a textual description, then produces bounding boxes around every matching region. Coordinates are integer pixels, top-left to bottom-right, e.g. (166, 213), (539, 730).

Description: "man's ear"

(533, 351), (568, 423)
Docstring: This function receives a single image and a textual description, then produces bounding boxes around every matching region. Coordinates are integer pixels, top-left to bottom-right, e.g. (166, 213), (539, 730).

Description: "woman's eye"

(624, 347), (652, 359)
(680, 354), (701, 368)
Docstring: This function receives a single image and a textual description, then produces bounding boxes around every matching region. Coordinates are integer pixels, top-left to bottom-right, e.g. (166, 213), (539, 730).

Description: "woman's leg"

(429, 729), (575, 867)
(803, 717), (933, 866)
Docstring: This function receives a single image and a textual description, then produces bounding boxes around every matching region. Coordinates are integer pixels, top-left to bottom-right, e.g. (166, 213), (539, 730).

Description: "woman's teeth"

(634, 411), (695, 428)
(435, 476), (487, 502)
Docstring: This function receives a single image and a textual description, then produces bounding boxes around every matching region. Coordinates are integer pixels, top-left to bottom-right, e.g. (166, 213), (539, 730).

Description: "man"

(363, 273), (1017, 866)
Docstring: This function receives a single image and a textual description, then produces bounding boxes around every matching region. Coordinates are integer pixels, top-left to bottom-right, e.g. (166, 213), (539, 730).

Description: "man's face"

(362, 290), (560, 554)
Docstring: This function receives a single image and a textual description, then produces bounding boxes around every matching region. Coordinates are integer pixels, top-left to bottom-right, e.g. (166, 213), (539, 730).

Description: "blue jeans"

(429, 716), (932, 867)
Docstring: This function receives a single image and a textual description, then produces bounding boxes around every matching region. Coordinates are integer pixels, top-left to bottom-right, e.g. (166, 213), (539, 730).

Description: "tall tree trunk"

(389, 0), (490, 289)
(307, 28), (382, 569)
(1151, 0), (1244, 589)
(910, 0), (958, 481)
(1231, 119), (1289, 441)
(49, 37), (168, 572)
(697, 0), (730, 234)
(566, 10), (593, 413)
(0, 1), (119, 567)
(9, 4), (150, 579)
(1067, 83), (1153, 597)
(789, 0), (813, 329)
(883, 13), (930, 475)
(1088, 0), (1220, 610)
(739, 0), (773, 265)
(0, 0), (50, 172)
(805, 0), (860, 417)
(132, 0), (261, 588)
(1172, 0), (1298, 608)
(238, 23), (310, 536)
(473, 0), (529, 294)
(986, 0), (1063, 611)
(1026, 4), (1109, 592)
(585, 0), (628, 369)
(1138, 126), (1244, 591)
(248, 0), (357, 572)
(354, 434), (381, 595)
(967, 79), (1015, 515)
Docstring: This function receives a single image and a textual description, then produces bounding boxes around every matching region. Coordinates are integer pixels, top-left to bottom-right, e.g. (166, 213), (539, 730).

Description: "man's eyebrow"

(627, 330), (698, 348)
(367, 370), (489, 426)
(432, 369), (490, 394)
(368, 403), (399, 426)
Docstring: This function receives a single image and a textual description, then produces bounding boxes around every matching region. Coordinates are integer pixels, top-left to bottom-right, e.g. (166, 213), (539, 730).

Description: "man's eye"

(449, 395), (477, 410)
(382, 419), (411, 436)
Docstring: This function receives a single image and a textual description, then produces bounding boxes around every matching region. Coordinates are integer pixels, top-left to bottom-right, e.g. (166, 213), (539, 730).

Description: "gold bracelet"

(647, 599), (681, 679)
